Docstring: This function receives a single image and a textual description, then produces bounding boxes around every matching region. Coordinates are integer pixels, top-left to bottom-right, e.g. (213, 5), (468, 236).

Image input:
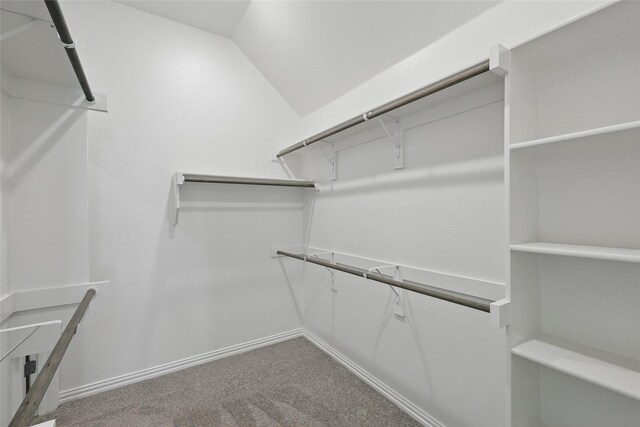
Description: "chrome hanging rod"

(276, 59), (491, 158)
(9, 289), (96, 427)
(44, 0), (95, 102)
(277, 250), (493, 312)
(182, 174), (316, 188)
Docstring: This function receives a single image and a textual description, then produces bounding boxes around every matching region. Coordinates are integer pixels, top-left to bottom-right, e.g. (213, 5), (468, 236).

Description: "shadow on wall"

(315, 155), (503, 199)
(6, 105), (85, 187)
(303, 98), (505, 198)
(165, 180), (311, 236)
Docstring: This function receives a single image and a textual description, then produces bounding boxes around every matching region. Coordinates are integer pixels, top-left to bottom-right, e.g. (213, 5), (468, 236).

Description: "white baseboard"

(59, 328), (303, 402)
(302, 330), (445, 427)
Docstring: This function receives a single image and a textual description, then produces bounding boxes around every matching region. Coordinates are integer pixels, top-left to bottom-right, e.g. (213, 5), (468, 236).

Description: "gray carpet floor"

(34, 337), (422, 426)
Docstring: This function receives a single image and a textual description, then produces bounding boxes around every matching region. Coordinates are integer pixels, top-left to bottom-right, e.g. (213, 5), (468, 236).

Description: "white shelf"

(171, 172), (315, 225)
(510, 242), (640, 263)
(512, 334), (640, 401)
(510, 121), (640, 151)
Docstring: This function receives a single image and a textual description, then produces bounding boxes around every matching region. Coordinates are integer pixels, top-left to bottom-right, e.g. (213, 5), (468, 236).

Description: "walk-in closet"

(0, 1), (638, 426)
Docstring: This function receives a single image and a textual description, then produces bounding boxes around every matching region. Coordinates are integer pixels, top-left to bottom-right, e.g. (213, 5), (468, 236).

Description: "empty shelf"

(510, 242), (640, 263)
(510, 121), (640, 150)
(171, 172), (315, 224)
(512, 335), (640, 401)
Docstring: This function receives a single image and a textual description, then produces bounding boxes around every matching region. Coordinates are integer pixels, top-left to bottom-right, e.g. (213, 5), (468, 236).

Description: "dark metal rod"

(9, 289), (96, 427)
(277, 250), (492, 312)
(25, 356), (31, 394)
(276, 60), (491, 158)
(44, 0), (95, 102)
(183, 174), (316, 188)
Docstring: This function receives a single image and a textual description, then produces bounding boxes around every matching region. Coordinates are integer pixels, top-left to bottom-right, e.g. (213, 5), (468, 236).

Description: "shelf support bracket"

(316, 142), (337, 181)
(366, 264), (405, 317)
(377, 118), (404, 170)
(490, 44), (510, 77)
(308, 252), (336, 290)
(172, 172), (185, 225)
(490, 298), (510, 328)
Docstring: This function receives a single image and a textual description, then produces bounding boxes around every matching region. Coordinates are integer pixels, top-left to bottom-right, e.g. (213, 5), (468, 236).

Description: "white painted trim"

(0, 281), (109, 323)
(59, 328), (304, 402)
(302, 330), (445, 427)
(32, 421), (55, 427)
(490, 299), (511, 328)
(0, 320), (62, 360)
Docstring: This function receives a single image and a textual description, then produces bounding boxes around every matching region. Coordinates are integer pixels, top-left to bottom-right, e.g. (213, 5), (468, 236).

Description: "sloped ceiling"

(112, 1), (502, 116)
(233, 1), (500, 116)
(115, 1), (251, 37)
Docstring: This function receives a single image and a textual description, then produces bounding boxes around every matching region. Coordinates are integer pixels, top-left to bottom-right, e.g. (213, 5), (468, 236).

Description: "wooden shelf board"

(510, 242), (640, 263)
(510, 121), (640, 151)
(512, 334), (640, 401)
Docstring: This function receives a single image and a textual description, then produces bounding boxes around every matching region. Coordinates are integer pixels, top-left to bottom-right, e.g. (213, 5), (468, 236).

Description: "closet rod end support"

(490, 299), (510, 328)
(490, 44), (510, 76)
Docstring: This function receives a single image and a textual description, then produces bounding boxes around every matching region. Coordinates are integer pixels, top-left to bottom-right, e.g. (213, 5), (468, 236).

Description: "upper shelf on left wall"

(0, 0), (107, 112)
(171, 172), (317, 224)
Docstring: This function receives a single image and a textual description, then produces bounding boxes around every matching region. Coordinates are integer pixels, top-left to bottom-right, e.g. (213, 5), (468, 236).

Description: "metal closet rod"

(277, 251), (493, 312)
(183, 174), (316, 188)
(276, 59), (491, 158)
(44, 0), (95, 102)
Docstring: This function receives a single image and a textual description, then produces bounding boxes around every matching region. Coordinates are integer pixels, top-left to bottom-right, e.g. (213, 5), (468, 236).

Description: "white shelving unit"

(512, 334), (640, 401)
(510, 242), (640, 263)
(507, 2), (640, 426)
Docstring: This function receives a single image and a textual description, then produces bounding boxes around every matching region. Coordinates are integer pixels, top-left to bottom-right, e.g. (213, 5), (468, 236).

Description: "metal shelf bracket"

(317, 142), (337, 181)
(308, 251), (337, 290)
(377, 118), (404, 170)
(366, 264), (405, 317)
(172, 172), (185, 225)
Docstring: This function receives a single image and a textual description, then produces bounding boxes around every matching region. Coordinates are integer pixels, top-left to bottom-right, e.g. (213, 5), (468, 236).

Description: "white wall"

(2, 0), (305, 399)
(6, 98), (89, 292)
(0, 92), (90, 421)
(232, 0), (501, 116)
(67, 0), (305, 392)
(291, 1), (612, 426)
(298, 0), (611, 137)
(298, 80), (508, 426)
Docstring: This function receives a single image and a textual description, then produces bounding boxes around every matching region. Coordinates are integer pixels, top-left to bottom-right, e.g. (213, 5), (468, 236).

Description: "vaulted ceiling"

(111, 1), (502, 116)
(116, 1), (251, 38)
(1, 0), (502, 116)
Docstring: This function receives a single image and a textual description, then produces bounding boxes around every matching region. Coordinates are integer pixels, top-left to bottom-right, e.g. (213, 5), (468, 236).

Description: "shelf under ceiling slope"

(1, 1), (77, 88)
